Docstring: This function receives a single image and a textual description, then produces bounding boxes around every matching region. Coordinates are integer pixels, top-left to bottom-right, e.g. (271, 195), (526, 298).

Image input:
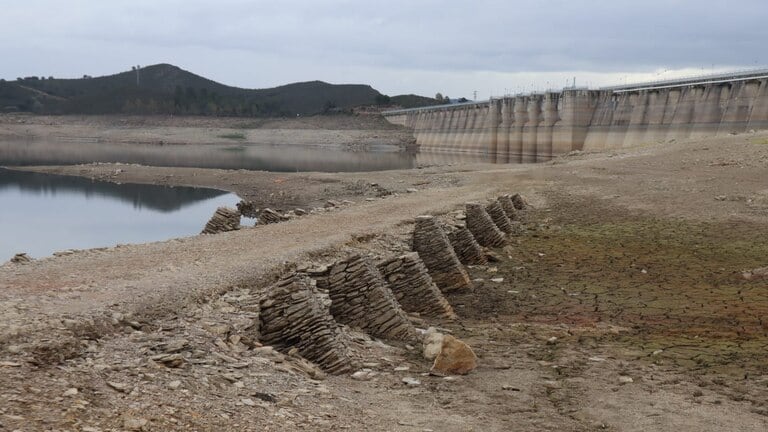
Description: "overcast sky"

(2, 0), (766, 100)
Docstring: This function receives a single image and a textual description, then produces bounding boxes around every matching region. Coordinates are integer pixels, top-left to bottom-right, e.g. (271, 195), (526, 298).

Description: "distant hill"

(390, 94), (441, 108)
(0, 64), (410, 117)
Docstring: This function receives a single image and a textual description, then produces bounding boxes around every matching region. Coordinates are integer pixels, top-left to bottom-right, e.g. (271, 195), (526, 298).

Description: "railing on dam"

(382, 68), (768, 162)
(383, 68), (768, 116)
(601, 68), (768, 93)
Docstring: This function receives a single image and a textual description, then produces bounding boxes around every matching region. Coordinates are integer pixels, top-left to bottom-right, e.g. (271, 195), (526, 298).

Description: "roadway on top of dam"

(382, 68), (768, 115)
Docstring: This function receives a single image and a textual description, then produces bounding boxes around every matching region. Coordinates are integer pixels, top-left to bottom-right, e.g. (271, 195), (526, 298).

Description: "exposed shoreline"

(2, 123), (768, 431)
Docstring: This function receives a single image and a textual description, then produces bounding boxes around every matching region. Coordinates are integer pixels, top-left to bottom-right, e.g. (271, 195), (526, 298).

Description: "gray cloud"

(2, 0), (766, 99)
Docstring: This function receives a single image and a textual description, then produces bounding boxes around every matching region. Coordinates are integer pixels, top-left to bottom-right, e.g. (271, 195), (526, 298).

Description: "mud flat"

(2, 129), (768, 431)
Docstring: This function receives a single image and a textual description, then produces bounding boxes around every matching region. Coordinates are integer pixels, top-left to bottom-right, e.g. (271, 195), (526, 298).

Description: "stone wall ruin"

(377, 252), (457, 320)
(326, 255), (418, 342)
(465, 203), (505, 248)
(412, 215), (473, 293)
(258, 274), (355, 374)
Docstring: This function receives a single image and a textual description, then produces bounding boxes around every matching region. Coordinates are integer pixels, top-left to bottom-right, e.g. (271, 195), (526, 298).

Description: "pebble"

(490, 277), (504, 283)
(123, 417), (148, 431)
(619, 376), (634, 384)
(168, 380), (182, 390)
(241, 398), (256, 407)
(351, 370), (378, 381)
(63, 388), (79, 397)
(106, 381), (129, 392)
(402, 377), (421, 386)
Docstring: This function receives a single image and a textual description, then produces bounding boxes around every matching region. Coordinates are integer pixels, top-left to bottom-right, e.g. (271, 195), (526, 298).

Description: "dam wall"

(384, 72), (768, 161)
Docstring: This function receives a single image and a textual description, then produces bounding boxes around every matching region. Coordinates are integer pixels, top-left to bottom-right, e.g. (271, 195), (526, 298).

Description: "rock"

(430, 334), (478, 375)
(123, 417), (148, 431)
(294, 208), (308, 216)
(618, 376), (634, 384)
(402, 377), (421, 386)
(422, 327), (445, 361)
(324, 200), (340, 208)
(241, 398), (256, 407)
(351, 370), (378, 381)
(10, 253), (32, 264)
(201, 207), (241, 234)
(406, 188), (418, 193)
(490, 277), (504, 283)
(106, 381), (129, 393)
(150, 353), (185, 368)
(168, 380), (182, 390)
(743, 266), (768, 280)
(412, 215), (473, 293)
(63, 388), (79, 397)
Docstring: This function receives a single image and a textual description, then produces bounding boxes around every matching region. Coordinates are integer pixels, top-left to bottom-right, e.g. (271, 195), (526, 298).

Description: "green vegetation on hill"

(390, 94), (441, 108)
(0, 64), (416, 117)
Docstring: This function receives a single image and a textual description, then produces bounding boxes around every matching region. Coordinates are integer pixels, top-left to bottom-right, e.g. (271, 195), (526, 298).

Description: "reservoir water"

(0, 140), (498, 172)
(0, 167), (242, 259)
(0, 139), (501, 259)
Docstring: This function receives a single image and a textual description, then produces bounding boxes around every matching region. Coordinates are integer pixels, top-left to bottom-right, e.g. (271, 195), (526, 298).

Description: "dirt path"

(2, 130), (768, 430)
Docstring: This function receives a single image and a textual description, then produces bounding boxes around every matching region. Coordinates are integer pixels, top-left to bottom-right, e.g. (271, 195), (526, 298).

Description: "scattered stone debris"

(259, 208), (288, 225)
(465, 203), (506, 248)
(235, 200), (259, 218)
(326, 255), (418, 342)
(412, 215), (473, 293)
(9, 252), (32, 264)
(294, 208), (308, 216)
(201, 207), (241, 234)
(259, 274), (356, 374)
(423, 327), (477, 375)
(742, 266), (768, 280)
(377, 252), (457, 320)
(486, 201), (514, 234)
(447, 228), (488, 265)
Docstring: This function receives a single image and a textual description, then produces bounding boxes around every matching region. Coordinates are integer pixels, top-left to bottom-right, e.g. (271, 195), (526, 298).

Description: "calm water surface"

(0, 168), (243, 259)
(0, 140), (500, 172)
(0, 139), (502, 259)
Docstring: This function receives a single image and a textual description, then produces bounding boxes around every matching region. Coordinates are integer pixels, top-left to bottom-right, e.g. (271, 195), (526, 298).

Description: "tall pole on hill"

(136, 65), (141, 87)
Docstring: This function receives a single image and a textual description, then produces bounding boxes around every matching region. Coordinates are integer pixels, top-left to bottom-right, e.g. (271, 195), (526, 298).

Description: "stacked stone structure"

(465, 203), (505, 247)
(498, 195), (519, 221)
(201, 207), (241, 234)
(236, 200), (259, 218)
(326, 255), (418, 341)
(511, 193), (527, 210)
(377, 253), (457, 320)
(258, 274), (355, 374)
(447, 228), (487, 265)
(486, 201), (514, 234)
(259, 208), (287, 225)
(412, 216), (473, 293)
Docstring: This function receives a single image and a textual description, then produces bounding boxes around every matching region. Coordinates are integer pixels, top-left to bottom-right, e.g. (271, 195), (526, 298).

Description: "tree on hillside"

(435, 92), (443, 101)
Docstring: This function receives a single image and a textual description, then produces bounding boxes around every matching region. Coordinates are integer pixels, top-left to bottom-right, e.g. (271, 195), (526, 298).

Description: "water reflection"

(0, 140), (419, 172)
(0, 168), (239, 258)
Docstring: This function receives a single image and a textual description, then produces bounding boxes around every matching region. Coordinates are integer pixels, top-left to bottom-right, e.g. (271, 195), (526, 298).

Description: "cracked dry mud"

(2, 130), (768, 431)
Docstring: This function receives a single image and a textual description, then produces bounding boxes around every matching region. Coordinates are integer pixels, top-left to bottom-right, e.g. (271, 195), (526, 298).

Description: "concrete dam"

(383, 69), (768, 162)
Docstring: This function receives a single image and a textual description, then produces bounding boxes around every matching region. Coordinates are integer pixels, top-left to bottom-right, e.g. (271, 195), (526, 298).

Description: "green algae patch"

(490, 199), (768, 377)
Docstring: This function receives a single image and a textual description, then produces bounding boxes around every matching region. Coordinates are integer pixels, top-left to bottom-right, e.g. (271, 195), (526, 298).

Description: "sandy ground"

(2, 122), (768, 431)
(0, 113), (413, 148)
